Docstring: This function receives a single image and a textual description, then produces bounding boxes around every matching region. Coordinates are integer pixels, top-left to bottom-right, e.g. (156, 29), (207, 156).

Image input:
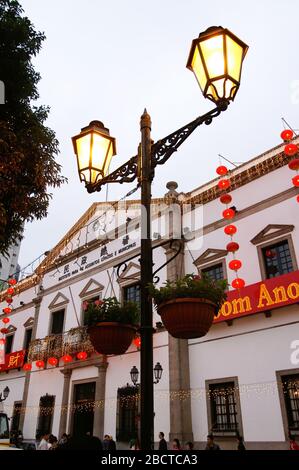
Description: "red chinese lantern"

(220, 194), (232, 204)
(7, 287), (14, 295)
(288, 159), (299, 171)
(216, 165), (228, 176)
(224, 224), (237, 236)
(218, 179), (230, 190)
(133, 337), (141, 348)
(292, 175), (299, 187)
(0, 338), (6, 345)
(0, 328), (8, 334)
(284, 143), (298, 156)
(223, 208), (235, 220)
(281, 129), (294, 141)
(77, 351), (88, 360)
(2, 317), (10, 324)
(36, 360), (45, 369)
(62, 354), (72, 363)
(226, 242), (239, 253)
(3, 307), (12, 314)
(8, 279), (17, 286)
(23, 363), (32, 371)
(48, 357), (58, 366)
(6, 297), (13, 304)
(229, 259), (242, 271)
(231, 278), (245, 289)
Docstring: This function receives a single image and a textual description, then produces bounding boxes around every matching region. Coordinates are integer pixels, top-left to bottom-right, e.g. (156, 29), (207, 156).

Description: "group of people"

(36, 432), (116, 451)
(158, 432), (245, 451)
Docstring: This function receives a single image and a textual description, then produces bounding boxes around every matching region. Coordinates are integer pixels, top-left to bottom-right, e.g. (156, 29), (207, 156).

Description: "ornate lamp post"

(130, 362), (163, 386)
(72, 26), (248, 449)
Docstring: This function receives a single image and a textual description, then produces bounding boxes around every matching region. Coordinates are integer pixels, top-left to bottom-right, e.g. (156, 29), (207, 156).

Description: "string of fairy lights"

(2, 380), (298, 416)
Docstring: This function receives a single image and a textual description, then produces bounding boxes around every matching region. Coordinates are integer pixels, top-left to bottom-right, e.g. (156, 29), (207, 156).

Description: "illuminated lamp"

(218, 179), (230, 190)
(292, 175), (299, 187)
(62, 354), (72, 363)
(48, 357), (58, 366)
(36, 360), (45, 369)
(226, 241), (239, 252)
(231, 278), (245, 289)
(77, 351), (88, 360)
(224, 224), (237, 235)
(216, 165), (228, 176)
(2, 317), (10, 324)
(280, 129), (294, 141)
(229, 259), (242, 270)
(223, 208), (235, 219)
(284, 143), (298, 156)
(23, 363), (32, 371)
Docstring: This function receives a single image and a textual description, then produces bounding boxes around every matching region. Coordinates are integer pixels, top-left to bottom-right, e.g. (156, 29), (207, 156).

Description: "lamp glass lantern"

(3, 386), (10, 399)
(130, 366), (139, 386)
(72, 120), (116, 186)
(153, 362), (163, 383)
(187, 26), (248, 104)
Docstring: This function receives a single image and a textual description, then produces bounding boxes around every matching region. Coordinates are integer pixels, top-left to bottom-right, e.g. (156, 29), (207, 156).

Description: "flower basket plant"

(84, 297), (140, 355)
(149, 274), (227, 339)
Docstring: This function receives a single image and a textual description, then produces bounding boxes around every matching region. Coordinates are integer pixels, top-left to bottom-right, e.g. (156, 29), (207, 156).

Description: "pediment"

(251, 224), (294, 245)
(194, 248), (228, 267)
(48, 292), (69, 309)
(117, 262), (140, 284)
(79, 278), (104, 298)
(6, 324), (17, 333)
(23, 317), (34, 328)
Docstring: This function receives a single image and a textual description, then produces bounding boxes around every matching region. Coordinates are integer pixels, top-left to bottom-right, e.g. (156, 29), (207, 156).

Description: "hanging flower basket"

(84, 297), (140, 355)
(149, 274), (227, 339)
(157, 297), (216, 339)
(88, 322), (137, 355)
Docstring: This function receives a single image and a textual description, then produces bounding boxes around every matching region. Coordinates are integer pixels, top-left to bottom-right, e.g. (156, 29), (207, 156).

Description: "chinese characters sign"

(214, 270), (299, 323)
(0, 350), (25, 372)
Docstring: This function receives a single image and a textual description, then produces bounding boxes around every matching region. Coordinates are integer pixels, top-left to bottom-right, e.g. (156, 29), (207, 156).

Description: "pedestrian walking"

(185, 441), (194, 450)
(205, 434), (221, 451)
(289, 434), (299, 450)
(108, 435), (117, 451)
(172, 438), (181, 450)
(158, 432), (168, 451)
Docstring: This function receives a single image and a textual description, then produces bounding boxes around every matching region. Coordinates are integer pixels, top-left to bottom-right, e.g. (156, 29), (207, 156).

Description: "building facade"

(0, 137), (299, 449)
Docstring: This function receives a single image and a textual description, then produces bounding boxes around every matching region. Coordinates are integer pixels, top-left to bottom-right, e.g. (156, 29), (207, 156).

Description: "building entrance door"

(72, 382), (95, 437)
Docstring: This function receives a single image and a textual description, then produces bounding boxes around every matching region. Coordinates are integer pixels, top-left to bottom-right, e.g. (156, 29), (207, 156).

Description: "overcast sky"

(18, 0), (299, 271)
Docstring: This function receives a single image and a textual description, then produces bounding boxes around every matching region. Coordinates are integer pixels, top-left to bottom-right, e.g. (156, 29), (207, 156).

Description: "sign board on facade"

(0, 350), (25, 372)
(214, 270), (299, 323)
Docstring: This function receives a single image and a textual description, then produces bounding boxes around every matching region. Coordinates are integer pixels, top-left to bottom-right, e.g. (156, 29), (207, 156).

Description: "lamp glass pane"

(103, 141), (113, 177)
(91, 132), (111, 178)
(200, 35), (224, 79)
(76, 134), (91, 171)
(191, 45), (207, 92)
(226, 35), (243, 82)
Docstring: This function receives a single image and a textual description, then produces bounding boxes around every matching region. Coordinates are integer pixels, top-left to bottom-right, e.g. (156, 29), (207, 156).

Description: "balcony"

(28, 326), (95, 362)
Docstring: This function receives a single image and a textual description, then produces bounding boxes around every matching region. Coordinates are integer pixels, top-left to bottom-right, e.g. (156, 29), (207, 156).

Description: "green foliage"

(148, 273), (228, 310)
(0, 1), (66, 255)
(83, 297), (140, 327)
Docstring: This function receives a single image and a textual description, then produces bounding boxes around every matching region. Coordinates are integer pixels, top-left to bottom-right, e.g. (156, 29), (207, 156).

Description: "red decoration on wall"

(48, 357), (58, 366)
(23, 363), (32, 371)
(284, 143), (298, 156)
(224, 224), (237, 236)
(220, 194), (232, 204)
(292, 175), (299, 187)
(223, 208), (235, 220)
(77, 351), (88, 360)
(231, 278), (245, 289)
(229, 259), (242, 271)
(216, 165), (228, 176)
(62, 354), (72, 363)
(288, 158), (299, 171)
(3, 307), (12, 314)
(226, 242), (240, 253)
(2, 317), (10, 324)
(218, 179), (230, 190)
(281, 129), (294, 141)
(36, 360), (45, 369)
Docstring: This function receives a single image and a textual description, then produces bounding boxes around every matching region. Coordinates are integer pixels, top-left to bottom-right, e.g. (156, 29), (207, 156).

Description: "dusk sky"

(18, 0), (299, 272)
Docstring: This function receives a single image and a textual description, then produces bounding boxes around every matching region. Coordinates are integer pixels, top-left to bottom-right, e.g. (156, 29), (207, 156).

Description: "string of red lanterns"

(281, 129), (299, 199)
(216, 165), (245, 290)
(1, 278), (17, 351)
(22, 350), (89, 372)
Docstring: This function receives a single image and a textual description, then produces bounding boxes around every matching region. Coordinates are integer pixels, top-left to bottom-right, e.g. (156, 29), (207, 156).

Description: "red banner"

(214, 270), (299, 323)
(0, 350), (25, 372)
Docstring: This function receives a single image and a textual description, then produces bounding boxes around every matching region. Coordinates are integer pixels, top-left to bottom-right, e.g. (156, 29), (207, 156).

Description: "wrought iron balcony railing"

(28, 326), (95, 363)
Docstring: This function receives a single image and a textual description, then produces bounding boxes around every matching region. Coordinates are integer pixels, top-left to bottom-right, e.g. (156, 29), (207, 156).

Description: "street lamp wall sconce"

(0, 386), (10, 402)
(186, 26), (248, 105)
(72, 120), (117, 187)
(72, 25), (248, 450)
(130, 363), (163, 386)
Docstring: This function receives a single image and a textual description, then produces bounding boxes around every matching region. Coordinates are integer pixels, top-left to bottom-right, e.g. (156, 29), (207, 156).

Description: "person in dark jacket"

(236, 434), (246, 450)
(158, 432), (168, 451)
(205, 434), (221, 450)
(108, 436), (117, 451)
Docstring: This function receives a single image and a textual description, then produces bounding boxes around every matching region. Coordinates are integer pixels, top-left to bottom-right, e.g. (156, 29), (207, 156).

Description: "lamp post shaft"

(139, 109), (154, 450)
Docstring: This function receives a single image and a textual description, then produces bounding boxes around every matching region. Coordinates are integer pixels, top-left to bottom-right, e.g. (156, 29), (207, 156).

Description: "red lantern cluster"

(216, 164), (245, 290)
(36, 360), (45, 369)
(281, 129), (299, 199)
(1, 278), (17, 346)
(23, 363), (32, 372)
(133, 337), (141, 349)
(48, 357), (58, 366)
(62, 354), (72, 363)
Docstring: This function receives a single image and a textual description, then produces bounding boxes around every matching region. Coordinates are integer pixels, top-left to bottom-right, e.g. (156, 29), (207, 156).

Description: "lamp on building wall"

(0, 386), (10, 402)
(130, 363), (163, 386)
(72, 25), (248, 450)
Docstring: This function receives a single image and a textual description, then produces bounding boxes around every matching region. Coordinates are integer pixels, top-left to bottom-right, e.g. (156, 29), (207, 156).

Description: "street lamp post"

(72, 26), (248, 450)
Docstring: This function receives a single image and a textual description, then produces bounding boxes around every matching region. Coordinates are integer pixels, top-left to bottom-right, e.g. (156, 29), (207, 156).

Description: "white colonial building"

(0, 137), (299, 449)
